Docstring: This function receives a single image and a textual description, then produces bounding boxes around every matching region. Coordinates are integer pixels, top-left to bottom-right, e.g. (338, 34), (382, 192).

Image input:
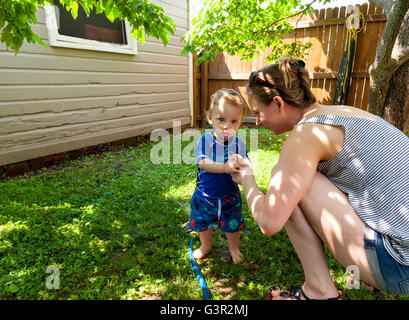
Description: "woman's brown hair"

(246, 57), (316, 109)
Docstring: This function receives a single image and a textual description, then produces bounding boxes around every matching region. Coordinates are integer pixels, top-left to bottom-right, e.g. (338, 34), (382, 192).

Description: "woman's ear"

(273, 96), (285, 111)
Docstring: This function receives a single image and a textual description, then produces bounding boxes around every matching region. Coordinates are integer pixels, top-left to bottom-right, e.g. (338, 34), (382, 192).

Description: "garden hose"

(188, 233), (211, 300)
(342, 12), (365, 93)
(334, 11), (365, 105)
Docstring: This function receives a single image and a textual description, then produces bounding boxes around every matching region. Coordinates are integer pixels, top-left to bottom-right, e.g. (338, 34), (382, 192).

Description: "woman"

(232, 57), (409, 300)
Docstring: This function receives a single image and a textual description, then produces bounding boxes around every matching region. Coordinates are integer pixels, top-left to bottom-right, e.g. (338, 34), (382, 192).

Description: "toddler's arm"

(198, 155), (242, 174)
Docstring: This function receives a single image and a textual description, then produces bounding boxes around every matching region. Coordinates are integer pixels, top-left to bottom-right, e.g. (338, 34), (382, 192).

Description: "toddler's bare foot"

(193, 245), (212, 260)
(229, 249), (243, 264)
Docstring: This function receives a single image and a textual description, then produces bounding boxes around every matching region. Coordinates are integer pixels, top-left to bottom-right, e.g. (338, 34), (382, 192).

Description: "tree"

(183, 0), (409, 133)
(0, 0), (176, 55)
(367, 0), (409, 133)
(181, 0), (331, 65)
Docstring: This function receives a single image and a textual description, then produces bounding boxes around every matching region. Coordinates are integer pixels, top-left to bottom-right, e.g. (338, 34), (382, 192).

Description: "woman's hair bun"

(294, 60), (306, 69)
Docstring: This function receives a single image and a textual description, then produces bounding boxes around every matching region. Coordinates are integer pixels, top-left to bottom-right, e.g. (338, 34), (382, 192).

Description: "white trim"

(188, 52), (193, 127)
(188, 0), (193, 127)
(44, 4), (137, 55)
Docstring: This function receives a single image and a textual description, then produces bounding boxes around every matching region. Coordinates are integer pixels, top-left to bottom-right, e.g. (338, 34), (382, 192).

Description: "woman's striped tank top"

(297, 114), (409, 265)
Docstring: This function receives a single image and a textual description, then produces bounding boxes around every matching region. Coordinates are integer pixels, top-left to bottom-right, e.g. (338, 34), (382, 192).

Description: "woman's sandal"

(264, 285), (340, 300)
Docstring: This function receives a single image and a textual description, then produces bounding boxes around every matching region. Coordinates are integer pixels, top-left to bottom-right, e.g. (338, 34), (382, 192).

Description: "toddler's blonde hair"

(207, 88), (246, 122)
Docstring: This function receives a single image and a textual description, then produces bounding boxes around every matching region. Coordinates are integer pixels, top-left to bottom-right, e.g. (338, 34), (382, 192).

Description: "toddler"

(189, 88), (249, 264)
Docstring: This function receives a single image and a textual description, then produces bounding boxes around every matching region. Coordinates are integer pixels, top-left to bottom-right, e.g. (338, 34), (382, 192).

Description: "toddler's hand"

(224, 154), (243, 174)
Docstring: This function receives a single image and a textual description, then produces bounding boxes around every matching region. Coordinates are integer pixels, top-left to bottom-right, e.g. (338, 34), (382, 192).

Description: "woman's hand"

(230, 157), (254, 184)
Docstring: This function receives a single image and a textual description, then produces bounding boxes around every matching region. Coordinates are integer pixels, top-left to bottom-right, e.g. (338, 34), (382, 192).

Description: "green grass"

(0, 128), (404, 300)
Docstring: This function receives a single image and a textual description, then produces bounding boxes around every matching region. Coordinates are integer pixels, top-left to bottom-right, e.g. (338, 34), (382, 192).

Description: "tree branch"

(391, 9), (409, 64)
(250, 0), (319, 38)
(374, 0), (409, 68)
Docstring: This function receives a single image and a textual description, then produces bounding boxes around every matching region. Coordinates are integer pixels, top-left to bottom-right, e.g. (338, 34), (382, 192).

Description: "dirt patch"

(212, 278), (238, 299)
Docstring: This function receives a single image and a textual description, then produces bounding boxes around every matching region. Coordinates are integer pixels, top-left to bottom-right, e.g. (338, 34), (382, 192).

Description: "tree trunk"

(367, 0), (409, 132)
(383, 61), (409, 134)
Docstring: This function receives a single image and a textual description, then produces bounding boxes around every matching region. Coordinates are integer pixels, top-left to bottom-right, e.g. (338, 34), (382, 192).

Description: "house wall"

(0, 0), (190, 167)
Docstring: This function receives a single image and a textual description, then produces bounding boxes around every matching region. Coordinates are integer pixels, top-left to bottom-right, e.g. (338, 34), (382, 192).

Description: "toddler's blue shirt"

(195, 131), (248, 198)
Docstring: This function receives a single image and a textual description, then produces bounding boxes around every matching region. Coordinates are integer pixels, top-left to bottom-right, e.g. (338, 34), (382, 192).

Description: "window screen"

(54, 1), (128, 45)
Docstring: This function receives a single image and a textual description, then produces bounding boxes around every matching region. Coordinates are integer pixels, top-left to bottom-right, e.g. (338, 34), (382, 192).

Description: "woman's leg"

(282, 205), (340, 299)
(273, 171), (379, 299)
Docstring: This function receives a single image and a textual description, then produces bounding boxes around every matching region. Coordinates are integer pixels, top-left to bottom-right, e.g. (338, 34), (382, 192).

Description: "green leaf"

(0, 14), (6, 30)
(11, 35), (23, 53)
(132, 27), (145, 45)
(82, 3), (91, 17)
(180, 46), (190, 56)
(70, 2), (79, 19)
(133, 0), (144, 11)
(95, 2), (104, 15)
(165, 18), (176, 35)
(104, 1), (115, 22)
(1, 24), (12, 46)
(32, 33), (48, 49)
(138, 28), (145, 44)
(8, 284), (19, 294)
(159, 31), (169, 47)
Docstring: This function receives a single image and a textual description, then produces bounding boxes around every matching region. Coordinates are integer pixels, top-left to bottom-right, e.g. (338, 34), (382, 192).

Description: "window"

(44, 2), (137, 54)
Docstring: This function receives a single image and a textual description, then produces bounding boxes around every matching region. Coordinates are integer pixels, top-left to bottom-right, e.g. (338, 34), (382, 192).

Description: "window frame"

(44, 4), (137, 55)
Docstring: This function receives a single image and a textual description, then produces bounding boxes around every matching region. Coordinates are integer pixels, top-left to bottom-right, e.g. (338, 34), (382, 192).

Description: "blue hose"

(188, 236), (211, 300)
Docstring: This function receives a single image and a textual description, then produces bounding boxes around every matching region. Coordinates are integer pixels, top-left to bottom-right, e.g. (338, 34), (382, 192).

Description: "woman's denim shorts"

(364, 226), (409, 296)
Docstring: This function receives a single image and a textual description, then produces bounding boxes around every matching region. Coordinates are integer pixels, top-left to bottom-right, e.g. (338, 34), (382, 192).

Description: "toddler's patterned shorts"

(189, 188), (245, 233)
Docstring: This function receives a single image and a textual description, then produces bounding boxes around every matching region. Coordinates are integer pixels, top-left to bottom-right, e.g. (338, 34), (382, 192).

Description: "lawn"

(0, 128), (404, 300)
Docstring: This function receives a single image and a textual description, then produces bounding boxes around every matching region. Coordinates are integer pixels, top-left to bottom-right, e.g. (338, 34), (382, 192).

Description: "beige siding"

(0, 0), (190, 166)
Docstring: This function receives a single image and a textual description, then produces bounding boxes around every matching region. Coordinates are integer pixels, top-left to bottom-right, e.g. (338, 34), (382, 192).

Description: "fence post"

(200, 61), (209, 128)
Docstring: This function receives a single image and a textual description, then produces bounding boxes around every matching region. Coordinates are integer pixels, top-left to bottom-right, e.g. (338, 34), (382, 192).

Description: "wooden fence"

(193, 3), (386, 126)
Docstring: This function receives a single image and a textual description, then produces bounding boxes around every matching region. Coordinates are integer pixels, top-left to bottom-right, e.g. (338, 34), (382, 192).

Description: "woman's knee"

(299, 171), (348, 213)
(303, 172), (328, 198)
(286, 204), (304, 225)
(286, 173), (326, 227)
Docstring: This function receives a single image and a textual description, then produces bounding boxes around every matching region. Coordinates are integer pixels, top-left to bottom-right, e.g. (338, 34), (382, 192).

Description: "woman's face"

(249, 96), (287, 135)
